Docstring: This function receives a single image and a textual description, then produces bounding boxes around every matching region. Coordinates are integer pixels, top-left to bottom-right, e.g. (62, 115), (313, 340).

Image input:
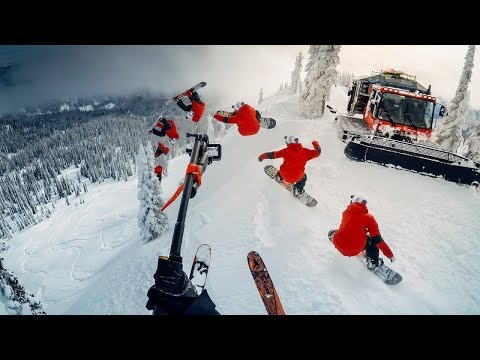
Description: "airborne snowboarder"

(177, 89), (206, 122)
(149, 116), (180, 145)
(148, 116), (180, 182)
(214, 101), (266, 136)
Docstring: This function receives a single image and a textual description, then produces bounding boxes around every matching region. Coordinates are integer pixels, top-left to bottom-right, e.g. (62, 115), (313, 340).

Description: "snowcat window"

(378, 93), (434, 129)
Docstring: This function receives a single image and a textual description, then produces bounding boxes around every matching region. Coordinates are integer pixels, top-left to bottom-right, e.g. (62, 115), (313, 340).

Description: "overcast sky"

(0, 45), (478, 113)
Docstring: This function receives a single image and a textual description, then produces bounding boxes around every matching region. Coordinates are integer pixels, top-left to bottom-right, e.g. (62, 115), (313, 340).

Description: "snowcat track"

(345, 135), (480, 186)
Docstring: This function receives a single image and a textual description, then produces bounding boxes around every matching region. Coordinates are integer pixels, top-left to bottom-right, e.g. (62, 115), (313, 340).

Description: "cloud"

(0, 45), (479, 113)
(337, 45), (480, 108)
(0, 45), (304, 113)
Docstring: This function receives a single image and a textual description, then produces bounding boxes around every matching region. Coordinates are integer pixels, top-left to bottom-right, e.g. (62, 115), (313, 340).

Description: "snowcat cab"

(365, 85), (436, 141)
(335, 69), (479, 187)
(344, 69), (445, 142)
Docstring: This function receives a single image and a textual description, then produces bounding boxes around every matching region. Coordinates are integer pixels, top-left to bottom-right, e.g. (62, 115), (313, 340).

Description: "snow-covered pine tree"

(299, 45), (341, 119)
(337, 71), (355, 88)
(0, 213), (11, 239)
(457, 90), (471, 132)
(290, 51), (303, 95)
(258, 88), (264, 104)
(462, 121), (480, 162)
(462, 107), (478, 139)
(137, 143), (169, 242)
(206, 114), (216, 142)
(432, 45), (475, 153)
(0, 254), (46, 314)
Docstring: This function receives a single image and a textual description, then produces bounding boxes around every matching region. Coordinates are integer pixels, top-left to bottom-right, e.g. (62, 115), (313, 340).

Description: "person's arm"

(177, 99), (192, 112)
(151, 128), (163, 137)
(311, 141), (321, 156)
(367, 215), (394, 260)
(258, 148), (286, 161)
(376, 239), (394, 260)
(258, 151), (274, 161)
(214, 112), (236, 124)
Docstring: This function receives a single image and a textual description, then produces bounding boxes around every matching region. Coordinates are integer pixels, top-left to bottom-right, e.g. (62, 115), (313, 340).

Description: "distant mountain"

(8, 90), (169, 119)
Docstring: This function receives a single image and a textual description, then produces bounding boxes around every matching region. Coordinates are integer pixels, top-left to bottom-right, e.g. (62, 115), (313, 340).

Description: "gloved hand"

(258, 153), (267, 162)
(390, 256), (396, 263)
(148, 130), (153, 134)
(312, 140), (320, 149)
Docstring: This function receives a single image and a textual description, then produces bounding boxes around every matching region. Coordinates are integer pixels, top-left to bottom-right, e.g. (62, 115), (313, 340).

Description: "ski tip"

(247, 251), (261, 269)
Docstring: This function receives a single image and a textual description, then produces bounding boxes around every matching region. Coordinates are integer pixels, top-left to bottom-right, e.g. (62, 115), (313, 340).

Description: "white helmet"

(186, 110), (195, 119)
(232, 101), (245, 111)
(350, 195), (367, 204)
(284, 135), (299, 144)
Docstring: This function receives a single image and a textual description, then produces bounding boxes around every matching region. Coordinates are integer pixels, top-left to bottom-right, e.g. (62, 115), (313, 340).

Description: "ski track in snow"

(4, 180), (140, 313)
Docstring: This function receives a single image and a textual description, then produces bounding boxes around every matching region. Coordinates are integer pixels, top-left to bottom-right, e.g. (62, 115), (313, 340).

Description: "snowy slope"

(3, 86), (480, 315)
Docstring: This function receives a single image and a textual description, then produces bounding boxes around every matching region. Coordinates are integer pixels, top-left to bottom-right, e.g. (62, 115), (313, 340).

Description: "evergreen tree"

(258, 88), (264, 104)
(462, 120), (480, 162)
(137, 143), (169, 242)
(300, 45), (341, 119)
(290, 52), (304, 95)
(433, 45), (475, 153)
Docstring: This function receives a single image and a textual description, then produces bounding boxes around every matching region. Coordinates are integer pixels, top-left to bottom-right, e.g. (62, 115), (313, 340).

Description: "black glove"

(146, 257), (198, 315)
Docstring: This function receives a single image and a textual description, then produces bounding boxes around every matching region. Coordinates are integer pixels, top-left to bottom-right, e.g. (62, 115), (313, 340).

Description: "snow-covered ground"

(3, 86), (480, 315)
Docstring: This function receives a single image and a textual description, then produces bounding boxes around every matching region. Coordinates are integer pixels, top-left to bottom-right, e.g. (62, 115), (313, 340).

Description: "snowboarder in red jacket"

(328, 195), (396, 270)
(149, 116), (180, 143)
(154, 142), (170, 158)
(214, 102), (262, 136)
(149, 116), (179, 156)
(154, 165), (163, 182)
(258, 136), (321, 196)
(177, 90), (206, 122)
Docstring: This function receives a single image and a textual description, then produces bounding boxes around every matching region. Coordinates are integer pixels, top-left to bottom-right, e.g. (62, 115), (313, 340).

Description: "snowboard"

(358, 250), (402, 285)
(326, 104), (337, 114)
(247, 251), (285, 315)
(263, 165), (318, 207)
(188, 243), (211, 295)
(162, 82), (207, 108)
(327, 230), (402, 285)
(215, 110), (276, 129)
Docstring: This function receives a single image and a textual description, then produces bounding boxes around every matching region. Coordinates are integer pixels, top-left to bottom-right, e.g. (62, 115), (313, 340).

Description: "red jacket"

(191, 100), (206, 122)
(154, 165), (163, 175)
(333, 203), (393, 258)
(272, 143), (319, 183)
(156, 119), (179, 139)
(227, 104), (260, 136)
(155, 142), (170, 157)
